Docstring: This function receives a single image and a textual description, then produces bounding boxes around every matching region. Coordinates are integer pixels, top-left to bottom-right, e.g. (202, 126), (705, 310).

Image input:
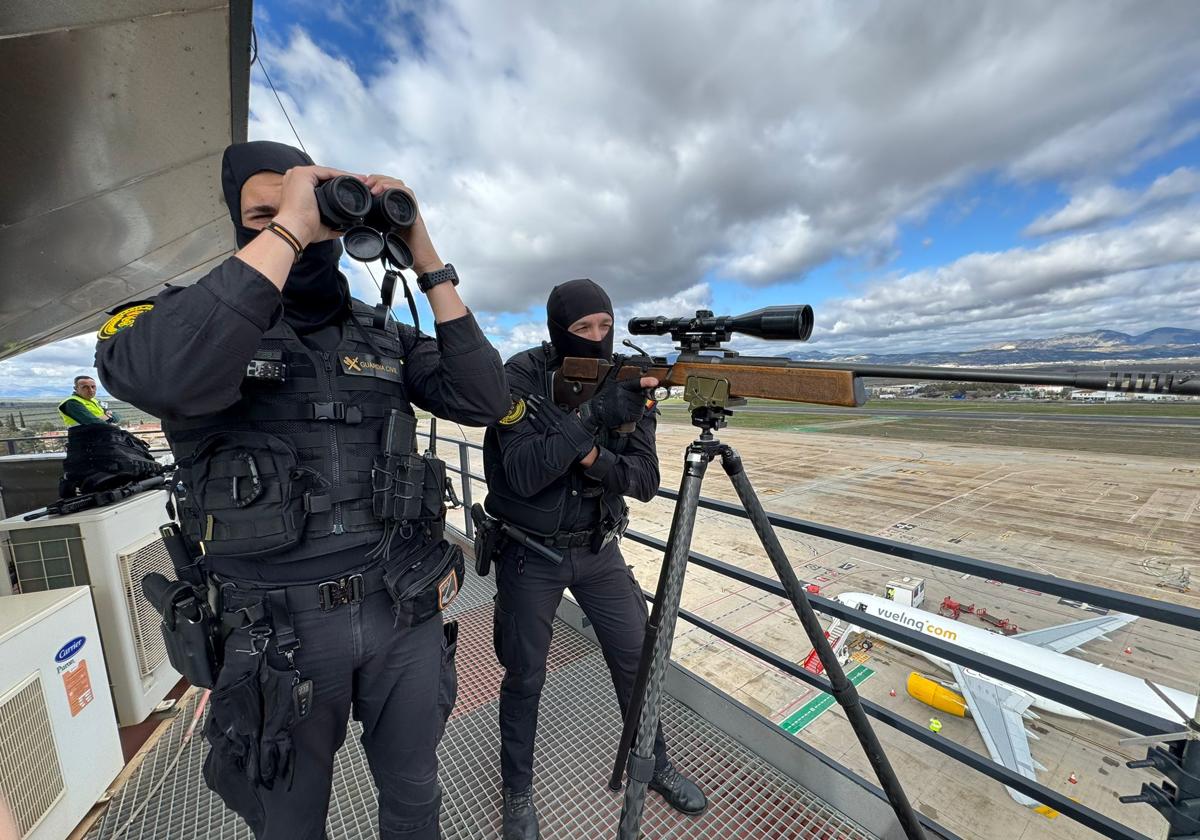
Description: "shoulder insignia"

(97, 303), (154, 340)
(498, 397), (527, 426)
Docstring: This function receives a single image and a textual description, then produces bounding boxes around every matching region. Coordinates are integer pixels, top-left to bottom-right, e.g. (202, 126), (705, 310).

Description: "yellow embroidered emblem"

(343, 355), (363, 372)
(498, 398), (526, 425)
(97, 304), (153, 340)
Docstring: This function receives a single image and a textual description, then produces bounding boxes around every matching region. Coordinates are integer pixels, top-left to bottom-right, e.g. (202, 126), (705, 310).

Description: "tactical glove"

(578, 378), (646, 431)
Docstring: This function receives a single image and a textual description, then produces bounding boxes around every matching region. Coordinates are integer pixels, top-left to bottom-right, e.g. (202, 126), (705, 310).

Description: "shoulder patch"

(97, 303), (153, 340)
(498, 397), (527, 426)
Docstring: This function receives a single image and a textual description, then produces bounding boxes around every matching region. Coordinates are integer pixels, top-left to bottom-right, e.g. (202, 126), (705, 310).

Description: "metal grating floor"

(85, 572), (877, 839)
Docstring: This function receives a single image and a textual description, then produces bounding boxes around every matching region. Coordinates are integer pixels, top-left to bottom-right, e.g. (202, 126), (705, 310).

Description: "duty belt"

(538, 515), (629, 550)
(541, 529), (598, 549)
(218, 563), (390, 618)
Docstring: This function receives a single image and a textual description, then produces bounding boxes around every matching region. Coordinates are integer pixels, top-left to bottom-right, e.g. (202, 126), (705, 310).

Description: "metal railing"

(5, 428), (1197, 837)
(421, 429), (1200, 840)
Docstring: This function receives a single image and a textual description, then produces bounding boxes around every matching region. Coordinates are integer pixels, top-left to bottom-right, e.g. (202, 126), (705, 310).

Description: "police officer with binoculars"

(97, 140), (508, 839)
(479, 279), (707, 839)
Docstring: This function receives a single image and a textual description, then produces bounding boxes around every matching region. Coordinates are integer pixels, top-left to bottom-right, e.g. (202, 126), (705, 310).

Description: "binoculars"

(314, 176), (416, 267)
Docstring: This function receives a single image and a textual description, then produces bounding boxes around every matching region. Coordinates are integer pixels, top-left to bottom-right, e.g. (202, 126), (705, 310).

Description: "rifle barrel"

(765, 360), (1200, 396)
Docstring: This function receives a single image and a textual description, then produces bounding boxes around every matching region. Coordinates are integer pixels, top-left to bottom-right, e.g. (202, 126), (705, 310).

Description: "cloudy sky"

(4, 0), (1200, 397)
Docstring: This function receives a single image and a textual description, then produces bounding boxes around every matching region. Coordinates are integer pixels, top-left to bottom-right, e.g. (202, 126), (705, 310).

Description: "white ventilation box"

(0, 587), (123, 840)
(0, 490), (180, 725)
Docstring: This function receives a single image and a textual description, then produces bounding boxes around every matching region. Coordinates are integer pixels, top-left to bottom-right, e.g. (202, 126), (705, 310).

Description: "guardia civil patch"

(97, 303), (153, 340)
(498, 397), (526, 425)
(340, 353), (403, 383)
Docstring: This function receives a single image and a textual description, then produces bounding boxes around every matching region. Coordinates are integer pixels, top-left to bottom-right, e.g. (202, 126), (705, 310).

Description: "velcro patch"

(498, 398), (526, 425)
(97, 303), (153, 340)
(340, 353), (403, 383)
(438, 569), (459, 610)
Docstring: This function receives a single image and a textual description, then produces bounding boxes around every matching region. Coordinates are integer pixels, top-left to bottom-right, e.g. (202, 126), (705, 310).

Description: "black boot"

(649, 762), (708, 816)
(501, 786), (540, 840)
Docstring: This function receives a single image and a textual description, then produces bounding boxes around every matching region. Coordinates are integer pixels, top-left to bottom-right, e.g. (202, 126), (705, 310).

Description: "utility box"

(0, 489), (180, 725)
(885, 578), (925, 609)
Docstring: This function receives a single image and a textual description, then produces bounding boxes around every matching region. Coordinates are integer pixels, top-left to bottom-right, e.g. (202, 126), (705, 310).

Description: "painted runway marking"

(778, 665), (875, 733)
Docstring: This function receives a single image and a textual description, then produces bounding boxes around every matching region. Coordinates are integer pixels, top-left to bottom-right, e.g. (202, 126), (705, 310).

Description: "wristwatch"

(416, 263), (459, 293)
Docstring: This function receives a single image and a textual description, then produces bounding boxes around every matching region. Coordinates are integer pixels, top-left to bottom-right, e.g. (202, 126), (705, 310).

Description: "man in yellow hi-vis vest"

(58, 376), (119, 427)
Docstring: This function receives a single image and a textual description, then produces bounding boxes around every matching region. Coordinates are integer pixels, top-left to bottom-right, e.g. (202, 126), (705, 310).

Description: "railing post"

(458, 440), (473, 539)
(4, 440), (15, 456)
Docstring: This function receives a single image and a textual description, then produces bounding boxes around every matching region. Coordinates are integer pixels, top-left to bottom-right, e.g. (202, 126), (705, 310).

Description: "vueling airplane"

(836, 591), (1197, 807)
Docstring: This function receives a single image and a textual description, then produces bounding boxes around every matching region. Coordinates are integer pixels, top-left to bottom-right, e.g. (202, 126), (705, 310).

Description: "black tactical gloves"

(578, 378), (646, 432)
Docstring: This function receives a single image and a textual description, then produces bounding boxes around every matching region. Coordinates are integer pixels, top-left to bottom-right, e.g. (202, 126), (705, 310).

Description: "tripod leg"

(615, 444), (710, 840)
(720, 446), (928, 840)
(608, 600), (657, 791)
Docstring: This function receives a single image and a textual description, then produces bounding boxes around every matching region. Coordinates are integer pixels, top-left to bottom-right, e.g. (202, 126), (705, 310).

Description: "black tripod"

(610, 377), (927, 840)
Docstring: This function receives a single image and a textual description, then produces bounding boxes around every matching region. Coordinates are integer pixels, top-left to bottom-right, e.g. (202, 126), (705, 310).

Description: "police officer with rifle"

(97, 141), (508, 840)
(478, 279), (706, 839)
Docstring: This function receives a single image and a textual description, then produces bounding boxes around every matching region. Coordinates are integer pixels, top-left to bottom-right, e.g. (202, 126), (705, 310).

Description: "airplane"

(834, 591), (1197, 807)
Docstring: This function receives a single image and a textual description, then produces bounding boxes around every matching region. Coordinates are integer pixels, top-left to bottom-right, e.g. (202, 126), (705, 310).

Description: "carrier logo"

(55, 636), (86, 662)
(877, 606), (958, 641)
(340, 354), (403, 383)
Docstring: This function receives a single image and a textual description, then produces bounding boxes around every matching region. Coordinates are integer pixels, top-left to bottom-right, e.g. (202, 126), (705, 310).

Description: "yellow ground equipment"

(906, 672), (968, 717)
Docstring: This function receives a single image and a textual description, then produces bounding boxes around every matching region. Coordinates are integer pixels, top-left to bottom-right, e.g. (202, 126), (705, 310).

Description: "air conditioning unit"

(0, 490), (180, 725)
(0, 587), (123, 840)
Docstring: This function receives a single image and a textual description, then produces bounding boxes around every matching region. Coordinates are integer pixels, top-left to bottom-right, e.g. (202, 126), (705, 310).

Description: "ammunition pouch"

(175, 431), (320, 559)
(371, 410), (448, 540)
(383, 539), (464, 628)
(469, 503), (500, 577)
(141, 572), (221, 688)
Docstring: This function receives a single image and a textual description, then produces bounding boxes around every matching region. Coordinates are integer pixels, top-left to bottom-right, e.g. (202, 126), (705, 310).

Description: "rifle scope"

(629, 305), (813, 350)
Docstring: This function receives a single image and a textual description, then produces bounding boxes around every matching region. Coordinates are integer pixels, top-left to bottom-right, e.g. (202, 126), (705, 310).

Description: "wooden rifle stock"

(560, 355), (866, 408)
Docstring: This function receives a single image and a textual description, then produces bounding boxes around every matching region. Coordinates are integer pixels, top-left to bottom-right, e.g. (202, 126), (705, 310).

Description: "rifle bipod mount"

(609, 375), (929, 840)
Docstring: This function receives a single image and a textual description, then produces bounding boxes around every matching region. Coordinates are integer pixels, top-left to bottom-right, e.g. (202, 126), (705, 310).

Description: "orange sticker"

(63, 659), (94, 717)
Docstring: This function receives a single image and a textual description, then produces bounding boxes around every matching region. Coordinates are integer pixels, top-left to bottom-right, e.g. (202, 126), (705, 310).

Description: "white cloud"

(811, 208), (1200, 353)
(1025, 167), (1200, 236)
(0, 336), (105, 399)
(8, 3), (1200, 397)
(247, 1), (1200, 311)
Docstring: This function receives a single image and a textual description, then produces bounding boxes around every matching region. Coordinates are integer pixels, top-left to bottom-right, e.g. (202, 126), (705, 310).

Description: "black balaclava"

(221, 141), (349, 332)
(546, 278), (614, 359)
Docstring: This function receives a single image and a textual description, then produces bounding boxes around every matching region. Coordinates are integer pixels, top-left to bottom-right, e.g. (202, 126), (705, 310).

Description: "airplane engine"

(906, 672), (968, 717)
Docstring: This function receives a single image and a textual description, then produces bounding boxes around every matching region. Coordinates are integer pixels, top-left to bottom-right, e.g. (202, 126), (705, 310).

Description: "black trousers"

(493, 539), (668, 791)
(205, 582), (457, 840)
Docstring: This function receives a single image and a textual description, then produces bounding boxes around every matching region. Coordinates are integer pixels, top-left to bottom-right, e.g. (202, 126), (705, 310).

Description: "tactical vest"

(166, 301), (418, 569)
(59, 394), (107, 426)
(483, 345), (628, 537)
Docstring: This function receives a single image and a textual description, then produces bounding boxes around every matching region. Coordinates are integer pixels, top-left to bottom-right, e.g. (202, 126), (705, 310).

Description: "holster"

(590, 510), (630, 553)
(142, 522), (221, 687)
(142, 572), (221, 688)
(469, 503), (501, 576)
(383, 539), (465, 628)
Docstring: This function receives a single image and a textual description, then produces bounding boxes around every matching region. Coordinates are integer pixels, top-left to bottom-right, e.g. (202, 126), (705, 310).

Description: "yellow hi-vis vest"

(59, 394), (107, 427)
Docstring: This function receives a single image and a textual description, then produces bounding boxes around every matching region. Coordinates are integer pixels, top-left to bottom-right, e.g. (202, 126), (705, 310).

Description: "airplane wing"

(951, 664), (1042, 807)
(1012, 614), (1137, 654)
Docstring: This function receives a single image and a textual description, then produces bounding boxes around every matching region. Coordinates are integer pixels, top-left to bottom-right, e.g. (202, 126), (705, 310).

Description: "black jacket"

(95, 256), (507, 576)
(483, 344), (659, 536)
